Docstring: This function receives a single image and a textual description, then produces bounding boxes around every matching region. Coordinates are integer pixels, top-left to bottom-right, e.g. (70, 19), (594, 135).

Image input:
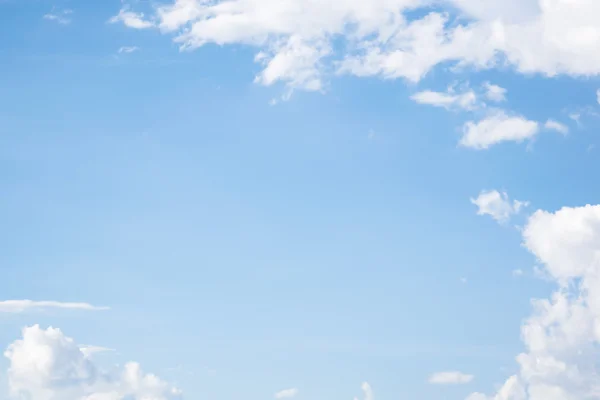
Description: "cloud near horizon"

(4, 325), (181, 400)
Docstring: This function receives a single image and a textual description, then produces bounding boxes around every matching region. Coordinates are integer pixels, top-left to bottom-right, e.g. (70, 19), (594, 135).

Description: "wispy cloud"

(275, 388), (298, 399)
(428, 371), (474, 385)
(544, 119), (569, 135)
(118, 46), (141, 54)
(43, 8), (73, 25)
(0, 300), (109, 313)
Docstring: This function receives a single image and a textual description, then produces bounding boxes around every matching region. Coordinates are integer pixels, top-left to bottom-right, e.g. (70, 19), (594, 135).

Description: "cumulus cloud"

(482, 82), (507, 102)
(43, 8), (73, 25)
(460, 111), (539, 150)
(275, 388), (298, 399)
(109, 8), (154, 29)
(471, 190), (528, 223)
(0, 300), (108, 313)
(4, 325), (181, 400)
(544, 119), (569, 135)
(466, 203), (600, 399)
(428, 371), (474, 385)
(411, 88), (477, 111)
(110, 0), (600, 93)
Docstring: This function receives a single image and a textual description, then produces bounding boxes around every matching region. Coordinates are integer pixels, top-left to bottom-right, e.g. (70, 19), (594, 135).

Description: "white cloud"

(112, 0), (600, 94)
(411, 88), (477, 111)
(460, 111), (539, 150)
(43, 9), (73, 25)
(428, 371), (474, 385)
(118, 46), (141, 54)
(482, 82), (507, 102)
(0, 300), (108, 313)
(353, 382), (374, 400)
(471, 190), (528, 223)
(253, 36), (329, 97)
(544, 119), (569, 135)
(569, 112), (582, 127)
(4, 325), (181, 400)
(109, 8), (154, 29)
(275, 388), (298, 399)
(466, 203), (600, 399)
(596, 89), (600, 105)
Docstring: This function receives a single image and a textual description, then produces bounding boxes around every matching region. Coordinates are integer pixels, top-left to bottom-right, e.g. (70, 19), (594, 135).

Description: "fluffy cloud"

(544, 119), (569, 135)
(471, 190), (528, 223)
(460, 111), (539, 150)
(428, 371), (474, 385)
(482, 82), (507, 102)
(274, 388), (299, 399)
(4, 325), (181, 400)
(0, 300), (108, 313)
(109, 8), (154, 29)
(411, 88), (477, 111)
(109, 0), (600, 93)
(467, 203), (600, 399)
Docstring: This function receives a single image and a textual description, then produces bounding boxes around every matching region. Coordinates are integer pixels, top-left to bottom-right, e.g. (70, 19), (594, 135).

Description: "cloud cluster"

(4, 325), (181, 400)
(108, 0), (600, 94)
(411, 81), (571, 149)
(468, 204), (600, 399)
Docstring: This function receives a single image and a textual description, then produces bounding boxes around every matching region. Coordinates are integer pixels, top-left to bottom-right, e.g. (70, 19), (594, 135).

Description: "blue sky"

(2, 1), (600, 400)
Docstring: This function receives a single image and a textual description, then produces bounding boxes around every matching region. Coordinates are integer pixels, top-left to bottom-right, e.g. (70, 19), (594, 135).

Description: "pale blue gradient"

(1, 1), (600, 400)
